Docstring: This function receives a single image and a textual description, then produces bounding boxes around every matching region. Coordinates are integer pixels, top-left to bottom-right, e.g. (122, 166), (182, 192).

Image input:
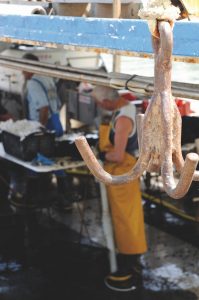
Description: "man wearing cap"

(92, 86), (147, 292)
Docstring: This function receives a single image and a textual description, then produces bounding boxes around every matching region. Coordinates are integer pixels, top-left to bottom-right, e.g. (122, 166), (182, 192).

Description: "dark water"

(0, 207), (197, 300)
(143, 198), (199, 248)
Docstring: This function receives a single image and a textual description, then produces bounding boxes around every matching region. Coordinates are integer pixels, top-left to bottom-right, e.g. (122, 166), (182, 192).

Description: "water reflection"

(0, 209), (198, 300)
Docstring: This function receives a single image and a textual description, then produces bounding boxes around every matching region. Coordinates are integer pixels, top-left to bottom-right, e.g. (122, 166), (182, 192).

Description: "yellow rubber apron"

(99, 124), (147, 254)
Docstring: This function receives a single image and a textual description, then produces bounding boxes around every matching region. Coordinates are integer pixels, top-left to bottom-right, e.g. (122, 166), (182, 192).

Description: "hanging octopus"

(75, 0), (199, 199)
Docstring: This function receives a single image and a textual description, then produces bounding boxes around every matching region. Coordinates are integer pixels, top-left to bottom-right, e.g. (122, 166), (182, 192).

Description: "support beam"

(0, 55), (198, 99)
(0, 15), (199, 60)
(112, 0), (121, 73)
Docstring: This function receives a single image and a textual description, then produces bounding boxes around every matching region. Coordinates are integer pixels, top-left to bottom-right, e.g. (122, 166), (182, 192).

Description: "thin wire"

(125, 74), (138, 90)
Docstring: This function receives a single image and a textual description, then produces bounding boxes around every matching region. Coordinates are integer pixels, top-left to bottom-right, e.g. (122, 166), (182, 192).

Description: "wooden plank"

(0, 15), (199, 58)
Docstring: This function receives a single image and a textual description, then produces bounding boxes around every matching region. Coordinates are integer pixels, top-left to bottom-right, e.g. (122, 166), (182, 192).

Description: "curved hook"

(75, 136), (112, 184)
(162, 152), (199, 199)
(173, 152), (199, 182)
(75, 136), (150, 185)
(193, 170), (199, 181)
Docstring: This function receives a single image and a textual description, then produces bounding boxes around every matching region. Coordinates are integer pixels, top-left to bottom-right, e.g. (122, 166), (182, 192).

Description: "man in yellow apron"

(92, 86), (147, 292)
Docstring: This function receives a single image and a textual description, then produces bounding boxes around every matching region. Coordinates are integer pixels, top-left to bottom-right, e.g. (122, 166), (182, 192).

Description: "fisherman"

(92, 86), (147, 292)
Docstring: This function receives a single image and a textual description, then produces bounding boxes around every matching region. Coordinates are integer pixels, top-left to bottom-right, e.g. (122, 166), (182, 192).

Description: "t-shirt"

(111, 102), (137, 136)
(109, 102), (138, 156)
(26, 75), (60, 122)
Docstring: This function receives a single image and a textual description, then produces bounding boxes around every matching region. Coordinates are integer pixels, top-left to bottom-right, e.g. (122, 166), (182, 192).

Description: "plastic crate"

(39, 131), (55, 158)
(55, 133), (98, 160)
(2, 131), (40, 161)
(55, 140), (82, 160)
(2, 130), (55, 161)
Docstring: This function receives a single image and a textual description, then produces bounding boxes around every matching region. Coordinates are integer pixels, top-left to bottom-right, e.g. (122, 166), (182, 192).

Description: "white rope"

(138, 0), (180, 37)
(138, 0), (180, 20)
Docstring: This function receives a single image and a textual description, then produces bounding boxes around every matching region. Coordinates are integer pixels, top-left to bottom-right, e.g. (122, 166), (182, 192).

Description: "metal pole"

(113, 0), (121, 18)
(99, 181), (117, 273)
(0, 56), (199, 100)
(112, 0), (121, 73)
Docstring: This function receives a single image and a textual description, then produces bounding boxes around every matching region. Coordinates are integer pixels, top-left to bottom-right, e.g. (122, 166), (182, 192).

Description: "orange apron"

(99, 124), (147, 255)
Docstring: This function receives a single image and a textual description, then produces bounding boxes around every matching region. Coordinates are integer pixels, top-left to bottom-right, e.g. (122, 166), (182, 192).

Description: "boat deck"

(0, 177), (199, 300)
